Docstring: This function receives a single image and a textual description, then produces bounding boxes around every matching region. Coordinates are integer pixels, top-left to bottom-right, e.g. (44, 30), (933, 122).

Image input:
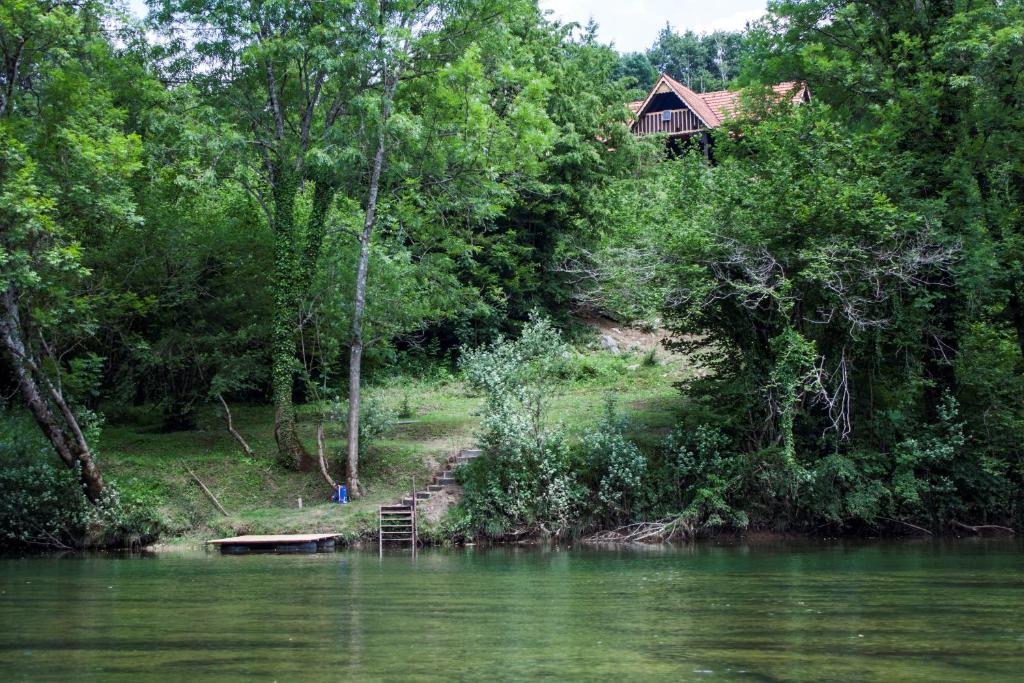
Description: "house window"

(661, 110), (672, 122)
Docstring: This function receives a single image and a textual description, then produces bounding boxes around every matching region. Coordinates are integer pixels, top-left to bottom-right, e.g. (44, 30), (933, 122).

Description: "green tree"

(646, 24), (749, 91)
(150, 0), (369, 467)
(1, 0), (141, 501)
(745, 0), (1024, 522)
(332, 0), (557, 495)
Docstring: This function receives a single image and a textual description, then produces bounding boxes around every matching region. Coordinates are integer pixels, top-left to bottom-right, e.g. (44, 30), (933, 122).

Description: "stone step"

(401, 497), (414, 506)
(461, 449), (482, 457)
(434, 477), (456, 486)
(380, 504), (411, 510)
(427, 484), (444, 492)
(415, 490), (431, 500)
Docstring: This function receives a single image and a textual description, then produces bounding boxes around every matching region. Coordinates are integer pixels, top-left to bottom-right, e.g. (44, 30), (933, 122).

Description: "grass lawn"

(98, 342), (698, 544)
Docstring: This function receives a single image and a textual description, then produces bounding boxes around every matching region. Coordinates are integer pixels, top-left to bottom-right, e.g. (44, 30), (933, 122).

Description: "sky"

(539, 0), (768, 53)
(126, 0), (769, 55)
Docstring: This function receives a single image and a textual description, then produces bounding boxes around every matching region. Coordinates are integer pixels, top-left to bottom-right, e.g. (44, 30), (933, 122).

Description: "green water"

(1, 541), (1022, 681)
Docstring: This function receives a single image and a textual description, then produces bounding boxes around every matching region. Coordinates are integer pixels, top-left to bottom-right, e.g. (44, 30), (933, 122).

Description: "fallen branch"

(186, 465), (228, 516)
(217, 394), (254, 458)
(952, 520), (1015, 535)
(879, 516), (933, 535)
(316, 422), (337, 489)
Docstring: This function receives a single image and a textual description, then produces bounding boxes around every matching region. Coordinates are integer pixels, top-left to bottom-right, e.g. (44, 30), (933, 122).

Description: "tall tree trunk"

(345, 141), (384, 498)
(0, 287), (105, 502)
(302, 180), (335, 292)
(270, 166), (314, 469)
(346, 70), (396, 497)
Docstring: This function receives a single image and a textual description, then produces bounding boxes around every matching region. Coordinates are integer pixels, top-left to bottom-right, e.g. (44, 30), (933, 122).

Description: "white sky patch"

(539, 0), (767, 52)
(126, 0), (768, 54)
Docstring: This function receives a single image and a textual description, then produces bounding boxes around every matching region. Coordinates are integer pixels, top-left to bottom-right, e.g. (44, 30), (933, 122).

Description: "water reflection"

(0, 540), (1021, 681)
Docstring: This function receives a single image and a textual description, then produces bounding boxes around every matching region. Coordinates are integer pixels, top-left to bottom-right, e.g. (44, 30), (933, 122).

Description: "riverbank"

(94, 335), (692, 547)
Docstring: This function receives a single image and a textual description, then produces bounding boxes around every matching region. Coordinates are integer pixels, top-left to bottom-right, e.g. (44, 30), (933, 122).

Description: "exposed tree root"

(273, 405), (316, 471)
(584, 517), (695, 544)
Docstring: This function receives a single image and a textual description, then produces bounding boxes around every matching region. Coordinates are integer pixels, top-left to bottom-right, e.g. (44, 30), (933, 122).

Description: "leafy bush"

(325, 395), (397, 467)
(358, 397), (397, 457)
(0, 419), (161, 549)
(661, 425), (749, 532)
(889, 394), (1003, 527)
(580, 400), (646, 524)
(457, 316), (584, 537)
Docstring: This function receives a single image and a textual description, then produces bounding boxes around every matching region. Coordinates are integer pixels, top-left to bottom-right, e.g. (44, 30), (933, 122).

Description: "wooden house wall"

(633, 107), (703, 136)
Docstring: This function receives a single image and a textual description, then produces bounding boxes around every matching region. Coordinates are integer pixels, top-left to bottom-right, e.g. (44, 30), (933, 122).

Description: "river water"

(1, 541), (1021, 681)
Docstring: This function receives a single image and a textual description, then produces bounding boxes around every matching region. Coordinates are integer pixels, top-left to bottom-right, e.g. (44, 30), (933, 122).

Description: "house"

(629, 73), (810, 142)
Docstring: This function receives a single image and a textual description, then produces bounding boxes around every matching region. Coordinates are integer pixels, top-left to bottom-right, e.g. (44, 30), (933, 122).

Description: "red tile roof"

(698, 81), (810, 123)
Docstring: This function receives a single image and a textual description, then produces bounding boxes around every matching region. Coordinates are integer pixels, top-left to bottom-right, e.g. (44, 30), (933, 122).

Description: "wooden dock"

(207, 533), (340, 554)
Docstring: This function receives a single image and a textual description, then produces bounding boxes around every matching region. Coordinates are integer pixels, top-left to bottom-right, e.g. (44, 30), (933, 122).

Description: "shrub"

(580, 400), (646, 524)
(0, 420), (161, 550)
(457, 316), (584, 536)
(661, 425), (749, 532)
(358, 396), (397, 457)
(325, 395), (397, 467)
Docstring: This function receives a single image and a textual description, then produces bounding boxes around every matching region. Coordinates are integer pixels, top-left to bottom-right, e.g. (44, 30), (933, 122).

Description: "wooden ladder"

(379, 478), (417, 552)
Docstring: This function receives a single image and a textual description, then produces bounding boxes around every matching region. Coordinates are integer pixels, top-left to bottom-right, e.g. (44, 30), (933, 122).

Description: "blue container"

(332, 484), (348, 504)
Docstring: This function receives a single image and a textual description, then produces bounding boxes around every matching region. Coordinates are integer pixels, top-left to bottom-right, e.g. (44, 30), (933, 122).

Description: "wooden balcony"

(633, 108), (704, 136)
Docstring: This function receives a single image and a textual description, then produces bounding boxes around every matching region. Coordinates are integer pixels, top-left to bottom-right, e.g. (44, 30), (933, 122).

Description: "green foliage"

(0, 417), (160, 550)
(5, 0), (1024, 543)
(659, 426), (749, 531)
(645, 25), (749, 91)
(358, 397), (398, 460)
(457, 317), (583, 536)
(326, 395), (397, 462)
(579, 400), (646, 522)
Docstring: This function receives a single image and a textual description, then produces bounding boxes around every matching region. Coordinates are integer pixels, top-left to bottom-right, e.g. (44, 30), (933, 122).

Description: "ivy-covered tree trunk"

(269, 167), (335, 470)
(269, 165), (314, 469)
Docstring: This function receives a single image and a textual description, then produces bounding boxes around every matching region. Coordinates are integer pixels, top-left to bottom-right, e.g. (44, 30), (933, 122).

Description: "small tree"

(458, 316), (583, 536)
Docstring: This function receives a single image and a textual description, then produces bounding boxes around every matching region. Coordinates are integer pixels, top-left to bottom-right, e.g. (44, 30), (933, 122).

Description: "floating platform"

(206, 533), (340, 554)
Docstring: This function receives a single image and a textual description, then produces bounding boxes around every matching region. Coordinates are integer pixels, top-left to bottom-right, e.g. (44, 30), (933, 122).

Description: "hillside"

(99, 327), (694, 544)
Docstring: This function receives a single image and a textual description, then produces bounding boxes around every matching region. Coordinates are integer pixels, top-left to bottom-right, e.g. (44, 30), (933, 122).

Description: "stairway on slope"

(378, 448), (482, 548)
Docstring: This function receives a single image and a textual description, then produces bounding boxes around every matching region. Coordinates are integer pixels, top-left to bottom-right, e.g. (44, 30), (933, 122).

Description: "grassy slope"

(99, 345), (695, 545)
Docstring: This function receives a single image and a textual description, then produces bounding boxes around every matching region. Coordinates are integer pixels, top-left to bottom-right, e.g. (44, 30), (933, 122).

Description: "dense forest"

(2, 0), (1023, 548)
